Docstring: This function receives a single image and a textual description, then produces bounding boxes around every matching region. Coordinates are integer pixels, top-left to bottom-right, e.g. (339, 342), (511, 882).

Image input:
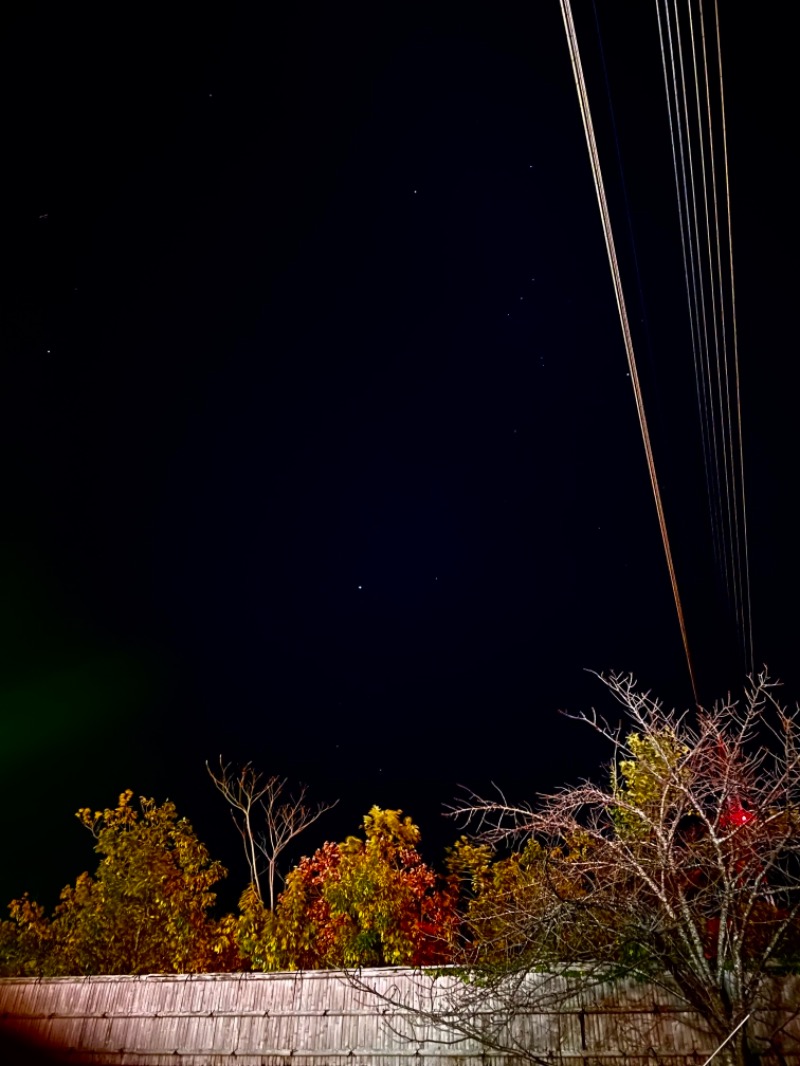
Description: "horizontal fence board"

(2, 968), (800, 1064)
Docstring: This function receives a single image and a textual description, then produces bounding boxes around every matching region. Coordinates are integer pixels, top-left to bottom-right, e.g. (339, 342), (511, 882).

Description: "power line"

(684, 0), (738, 622)
(655, 0), (725, 592)
(560, 0), (699, 705)
(656, 0), (754, 674)
(689, 0), (744, 650)
(712, 0), (753, 673)
(669, 0), (733, 612)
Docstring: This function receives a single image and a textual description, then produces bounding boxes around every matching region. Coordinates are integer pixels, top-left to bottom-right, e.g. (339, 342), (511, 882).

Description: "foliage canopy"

(0, 791), (238, 976)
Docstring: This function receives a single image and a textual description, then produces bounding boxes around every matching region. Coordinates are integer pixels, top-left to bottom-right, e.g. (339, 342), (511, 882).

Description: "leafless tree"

(350, 671), (800, 1066)
(206, 758), (337, 909)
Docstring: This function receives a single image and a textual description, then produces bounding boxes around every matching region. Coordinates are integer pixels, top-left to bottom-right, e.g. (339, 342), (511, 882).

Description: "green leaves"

(244, 807), (457, 970)
(612, 728), (689, 839)
(0, 793), (239, 976)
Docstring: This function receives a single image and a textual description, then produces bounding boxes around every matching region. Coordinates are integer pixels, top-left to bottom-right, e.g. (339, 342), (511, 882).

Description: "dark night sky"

(1, 2), (796, 913)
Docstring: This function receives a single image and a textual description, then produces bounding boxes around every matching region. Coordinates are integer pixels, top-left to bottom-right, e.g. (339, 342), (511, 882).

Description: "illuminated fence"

(1, 968), (799, 1064)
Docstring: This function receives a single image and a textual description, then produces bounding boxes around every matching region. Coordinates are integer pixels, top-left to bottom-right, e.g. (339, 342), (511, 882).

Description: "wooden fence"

(1, 968), (799, 1064)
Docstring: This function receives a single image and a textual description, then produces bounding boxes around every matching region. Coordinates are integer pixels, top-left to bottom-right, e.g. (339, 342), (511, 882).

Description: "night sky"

(2, 2), (796, 913)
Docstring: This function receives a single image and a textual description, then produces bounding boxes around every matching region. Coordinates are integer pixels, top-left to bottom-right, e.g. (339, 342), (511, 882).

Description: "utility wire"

(591, 1), (660, 397)
(591, 1), (669, 454)
(657, 0), (753, 674)
(655, 1), (724, 588)
(685, 0), (738, 625)
(560, 0), (699, 705)
(690, 0), (744, 648)
(670, 0), (732, 608)
(712, 0), (754, 673)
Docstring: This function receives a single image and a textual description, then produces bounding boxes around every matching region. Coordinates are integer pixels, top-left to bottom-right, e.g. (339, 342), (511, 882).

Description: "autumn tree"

(0, 791), (239, 976)
(361, 673), (800, 1066)
(444, 832), (607, 970)
(206, 759), (337, 909)
(241, 806), (457, 970)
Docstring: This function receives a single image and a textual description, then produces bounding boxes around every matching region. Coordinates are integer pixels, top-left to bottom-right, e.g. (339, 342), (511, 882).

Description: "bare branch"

(206, 757), (337, 908)
(429, 671), (800, 1065)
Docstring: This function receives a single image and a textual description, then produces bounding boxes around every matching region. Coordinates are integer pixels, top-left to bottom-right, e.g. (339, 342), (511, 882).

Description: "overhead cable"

(656, 0), (725, 589)
(712, 0), (753, 673)
(656, 0), (753, 674)
(560, 0), (699, 704)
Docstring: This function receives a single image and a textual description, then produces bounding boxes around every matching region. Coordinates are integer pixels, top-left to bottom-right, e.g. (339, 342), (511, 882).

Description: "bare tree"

(206, 759), (337, 909)
(350, 671), (800, 1066)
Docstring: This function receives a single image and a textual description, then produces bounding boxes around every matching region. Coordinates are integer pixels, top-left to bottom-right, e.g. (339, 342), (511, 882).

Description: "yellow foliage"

(0, 792), (238, 976)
